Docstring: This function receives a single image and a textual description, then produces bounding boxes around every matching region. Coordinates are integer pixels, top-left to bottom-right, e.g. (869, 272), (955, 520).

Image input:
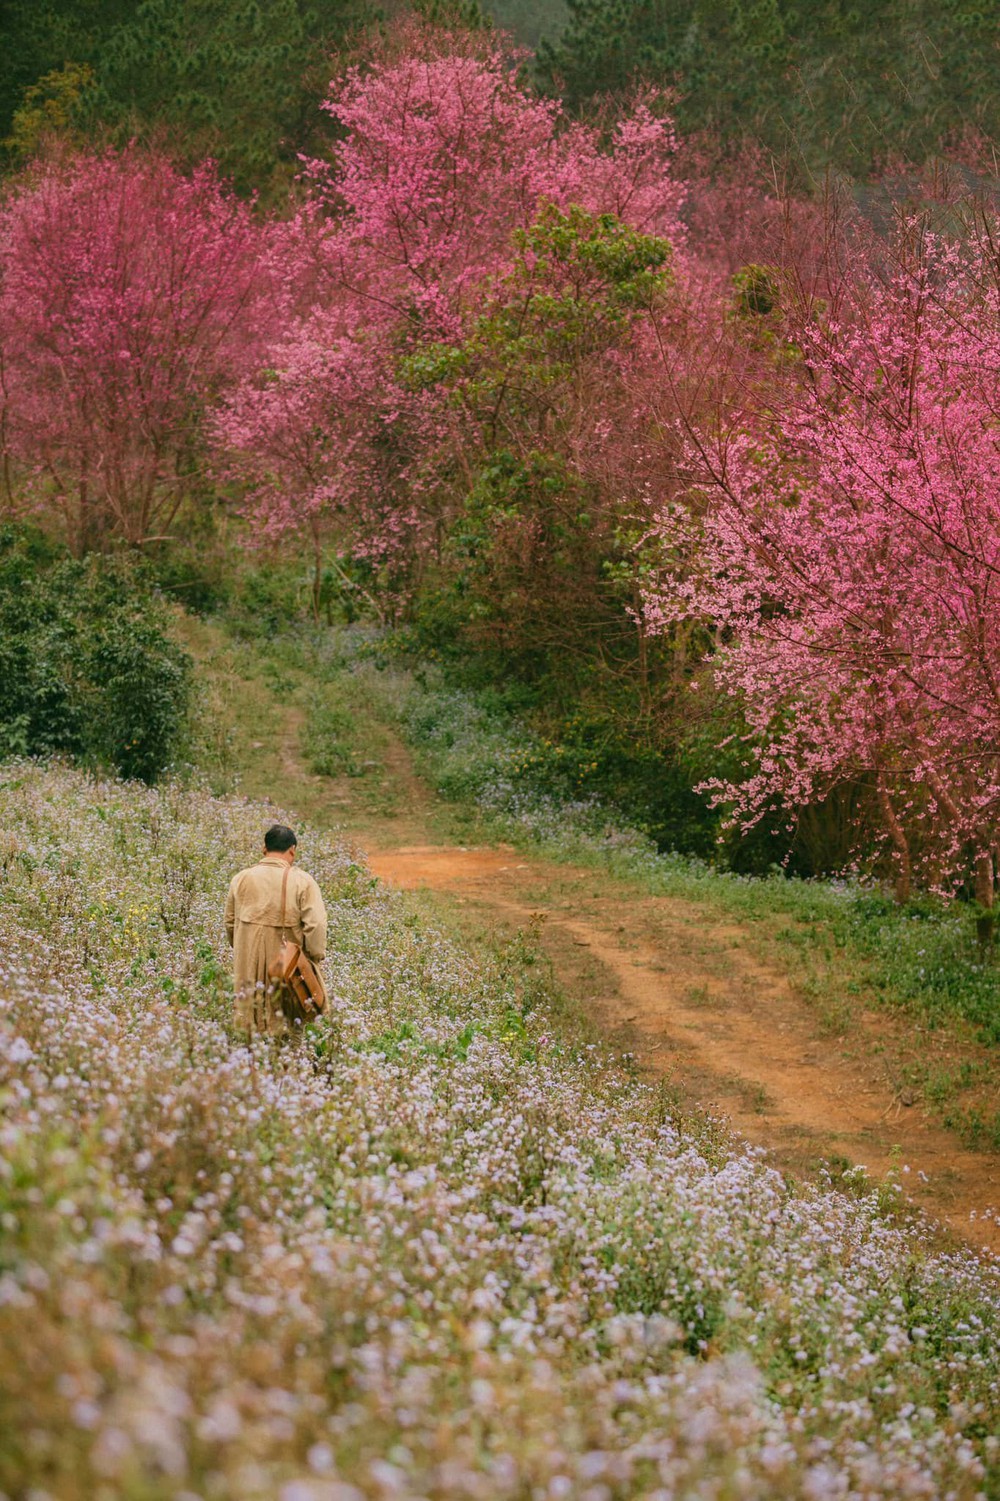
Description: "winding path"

(364, 842), (1000, 1253)
(182, 614), (1000, 1254)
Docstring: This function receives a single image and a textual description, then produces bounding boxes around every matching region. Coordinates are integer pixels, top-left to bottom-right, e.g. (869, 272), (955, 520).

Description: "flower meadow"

(1, 763), (999, 1500)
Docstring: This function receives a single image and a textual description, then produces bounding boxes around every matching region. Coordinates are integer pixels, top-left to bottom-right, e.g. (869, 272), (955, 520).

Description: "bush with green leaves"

(0, 527), (192, 781)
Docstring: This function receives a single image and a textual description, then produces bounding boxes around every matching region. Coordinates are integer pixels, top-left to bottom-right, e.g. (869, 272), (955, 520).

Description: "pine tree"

(1, 0), (374, 194)
(537, 0), (1000, 175)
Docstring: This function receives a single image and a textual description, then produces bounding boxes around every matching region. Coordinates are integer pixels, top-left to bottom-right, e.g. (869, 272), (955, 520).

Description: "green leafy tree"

(401, 205), (674, 688)
(2, 63), (97, 162)
(0, 2), (133, 148)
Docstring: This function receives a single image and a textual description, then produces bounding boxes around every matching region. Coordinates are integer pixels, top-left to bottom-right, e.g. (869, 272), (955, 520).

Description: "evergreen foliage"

(482, 0), (569, 47)
(2, 63), (98, 161)
(0, 0), (372, 192)
(0, 1), (132, 154)
(538, 0), (1000, 175)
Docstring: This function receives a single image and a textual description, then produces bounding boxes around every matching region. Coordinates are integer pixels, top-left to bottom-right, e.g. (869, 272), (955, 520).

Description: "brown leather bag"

(267, 865), (327, 1026)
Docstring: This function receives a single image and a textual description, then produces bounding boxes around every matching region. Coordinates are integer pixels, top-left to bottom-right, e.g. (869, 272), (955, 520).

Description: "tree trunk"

(0, 353), (14, 514)
(635, 586), (650, 716)
(77, 473), (91, 557)
(877, 775), (912, 903)
(310, 519), (323, 625)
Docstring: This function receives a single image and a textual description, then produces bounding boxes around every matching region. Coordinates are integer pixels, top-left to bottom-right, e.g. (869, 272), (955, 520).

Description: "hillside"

(1, 749), (999, 1495)
(5, 6), (1000, 1496)
(182, 613), (1000, 1246)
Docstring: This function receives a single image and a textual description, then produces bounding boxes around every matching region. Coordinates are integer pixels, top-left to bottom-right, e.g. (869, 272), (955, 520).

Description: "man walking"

(225, 824), (327, 1035)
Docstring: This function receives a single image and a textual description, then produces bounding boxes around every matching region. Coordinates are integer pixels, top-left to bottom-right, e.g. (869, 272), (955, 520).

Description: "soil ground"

(182, 615), (1000, 1255)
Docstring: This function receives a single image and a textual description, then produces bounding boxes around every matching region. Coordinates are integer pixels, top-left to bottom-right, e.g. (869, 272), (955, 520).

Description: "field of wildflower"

(1, 760), (999, 1499)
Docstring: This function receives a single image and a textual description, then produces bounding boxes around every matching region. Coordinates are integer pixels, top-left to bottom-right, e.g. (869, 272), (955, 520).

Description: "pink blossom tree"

(305, 25), (683, 319)
(0, 147), (269, 552)
(645, 220), (1000, 912)
(216, 24), (686, 573)
(213, 310), (441, 617)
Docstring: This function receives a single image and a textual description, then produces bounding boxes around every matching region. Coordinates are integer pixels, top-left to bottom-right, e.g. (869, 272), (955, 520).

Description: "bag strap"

(278, 863), (290, 941)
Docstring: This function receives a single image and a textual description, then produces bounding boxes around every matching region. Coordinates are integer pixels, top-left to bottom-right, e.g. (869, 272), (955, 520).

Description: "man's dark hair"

(264, 824), (297, 852)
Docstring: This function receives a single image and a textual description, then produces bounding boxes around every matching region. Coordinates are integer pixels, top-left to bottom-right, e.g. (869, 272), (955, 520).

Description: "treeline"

(539, 0), (1000, 179)
(4, 0), (1000, 187)
(3, 12), (1000, 913)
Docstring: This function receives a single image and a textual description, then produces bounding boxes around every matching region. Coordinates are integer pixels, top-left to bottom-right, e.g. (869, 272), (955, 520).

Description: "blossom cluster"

(0, 149), (271, 551)
(643, 225), (1000, 901)
(0, 762), (997, 1498)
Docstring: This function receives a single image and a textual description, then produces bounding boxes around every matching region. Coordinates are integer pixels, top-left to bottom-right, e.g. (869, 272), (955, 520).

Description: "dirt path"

(363, 845), (1000, 1253)
(181, 616), (1000, 1254)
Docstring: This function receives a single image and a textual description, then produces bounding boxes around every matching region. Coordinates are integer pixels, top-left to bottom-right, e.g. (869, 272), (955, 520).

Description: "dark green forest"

(539, 0), (1000, 175)
(0, 0), (372, 192)
(5, 0), (998, 186)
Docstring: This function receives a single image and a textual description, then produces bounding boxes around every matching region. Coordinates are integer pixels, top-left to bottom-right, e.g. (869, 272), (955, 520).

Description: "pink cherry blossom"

(0, 147), (270, 550)
(216, 24), (685, 560)
(645, 220), (1000, 903)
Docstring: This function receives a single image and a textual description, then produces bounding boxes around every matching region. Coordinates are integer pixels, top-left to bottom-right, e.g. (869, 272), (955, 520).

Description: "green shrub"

(148, 528), (322, 630)
(0, 526), (192, 782)
(501, 709), (721, 859)
(82, 611), (193, 781)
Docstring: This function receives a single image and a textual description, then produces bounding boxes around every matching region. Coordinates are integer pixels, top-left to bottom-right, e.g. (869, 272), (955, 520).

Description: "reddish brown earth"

(365, 843), (1000, 1255)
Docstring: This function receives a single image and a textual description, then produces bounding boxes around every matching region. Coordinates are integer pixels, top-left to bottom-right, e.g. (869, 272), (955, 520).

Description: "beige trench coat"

(224, 855), (328, 1034)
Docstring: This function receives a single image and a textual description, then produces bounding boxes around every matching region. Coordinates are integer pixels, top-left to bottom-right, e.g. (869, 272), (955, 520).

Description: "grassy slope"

(1, 751), (999, 1498)
(0, 606), (998, 1495)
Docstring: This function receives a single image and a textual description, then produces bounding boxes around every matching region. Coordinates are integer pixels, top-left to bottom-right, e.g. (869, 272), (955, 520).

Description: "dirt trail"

(366, 844), (1000, 1254)
(180, 616), (999, 1254)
